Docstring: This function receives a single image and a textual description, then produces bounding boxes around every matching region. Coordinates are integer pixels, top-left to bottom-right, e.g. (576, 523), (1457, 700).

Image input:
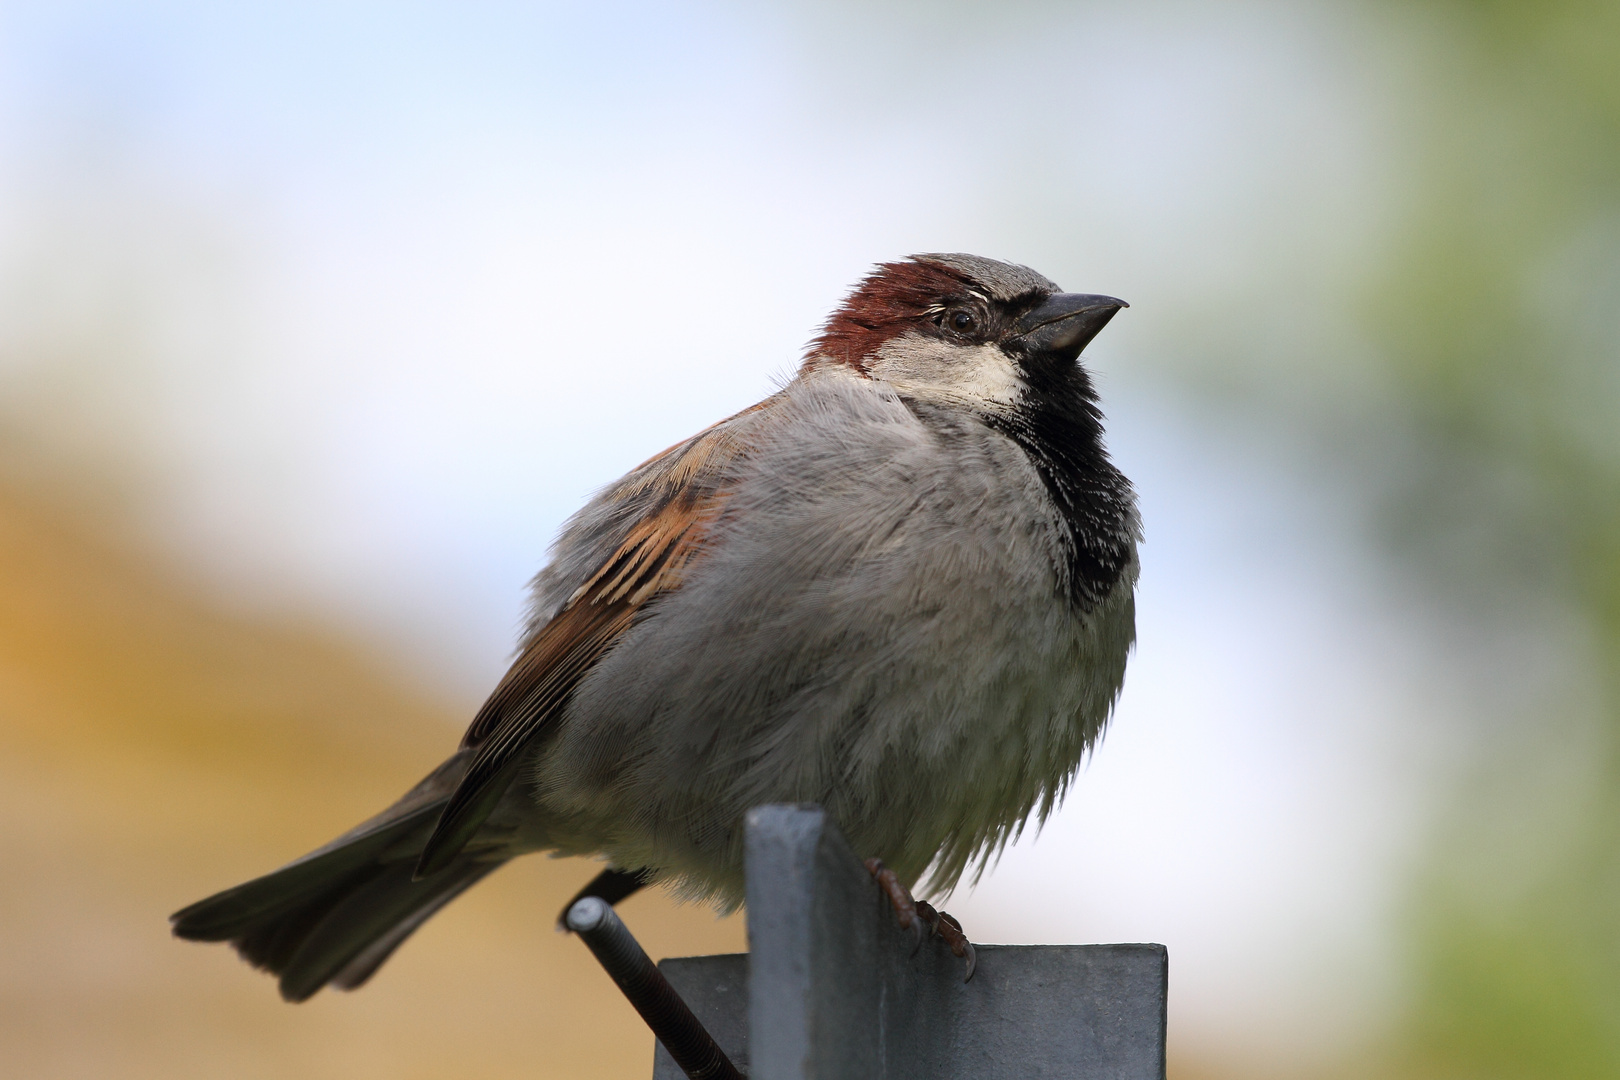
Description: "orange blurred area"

(0, 480), (743, 1079)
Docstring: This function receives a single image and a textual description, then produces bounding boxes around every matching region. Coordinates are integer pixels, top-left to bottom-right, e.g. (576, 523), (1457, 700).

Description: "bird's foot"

(914, 902), (976, 981)
(863, 858), (976, 981)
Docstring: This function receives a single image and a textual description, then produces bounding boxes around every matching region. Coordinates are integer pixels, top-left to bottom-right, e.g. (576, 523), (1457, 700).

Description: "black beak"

(1011, 293), (1128, 363)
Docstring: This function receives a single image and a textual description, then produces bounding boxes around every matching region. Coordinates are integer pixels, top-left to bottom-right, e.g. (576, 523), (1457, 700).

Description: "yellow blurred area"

(0, 479), (743, 1079)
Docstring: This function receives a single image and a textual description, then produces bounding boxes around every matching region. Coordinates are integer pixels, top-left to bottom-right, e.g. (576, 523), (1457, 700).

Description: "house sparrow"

(171, 253), (1139, 1001)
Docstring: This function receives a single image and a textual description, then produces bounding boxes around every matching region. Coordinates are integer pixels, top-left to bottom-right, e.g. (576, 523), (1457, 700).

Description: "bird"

(170, 252), (1140, 1001)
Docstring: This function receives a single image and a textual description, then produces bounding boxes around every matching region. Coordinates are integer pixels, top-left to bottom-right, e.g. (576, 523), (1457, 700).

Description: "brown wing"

(414, 409), (757, 877)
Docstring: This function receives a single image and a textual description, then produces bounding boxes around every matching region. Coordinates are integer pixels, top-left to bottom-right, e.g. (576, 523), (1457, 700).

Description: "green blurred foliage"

(1355, 1), (1620, 1076)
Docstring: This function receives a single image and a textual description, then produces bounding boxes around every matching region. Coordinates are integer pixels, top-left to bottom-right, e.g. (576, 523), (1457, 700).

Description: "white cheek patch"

(869, 332), (1025, 408)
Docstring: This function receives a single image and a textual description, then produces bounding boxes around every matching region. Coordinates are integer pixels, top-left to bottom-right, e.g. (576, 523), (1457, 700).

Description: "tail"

(171, 750), (506, 1002)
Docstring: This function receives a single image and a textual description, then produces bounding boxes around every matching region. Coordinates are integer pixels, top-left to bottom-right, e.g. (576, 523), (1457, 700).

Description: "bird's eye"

(948, 310), (977, 333)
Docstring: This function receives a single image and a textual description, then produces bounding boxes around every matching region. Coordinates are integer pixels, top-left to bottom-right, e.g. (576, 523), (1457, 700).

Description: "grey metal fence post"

(651, 804), (1168, 1080)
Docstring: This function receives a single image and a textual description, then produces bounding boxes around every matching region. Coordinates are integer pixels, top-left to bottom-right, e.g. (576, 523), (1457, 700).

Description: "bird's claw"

(865, 860), (977, 981)
(905, 914), (925, 954)
(936, 910), (977, 982)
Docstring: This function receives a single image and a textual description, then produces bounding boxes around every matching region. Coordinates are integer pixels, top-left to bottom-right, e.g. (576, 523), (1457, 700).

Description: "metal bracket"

(572, 804), (1168, 1079)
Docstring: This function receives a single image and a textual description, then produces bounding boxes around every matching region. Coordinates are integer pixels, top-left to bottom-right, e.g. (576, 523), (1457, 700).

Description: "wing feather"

(413, 410), (757, 877)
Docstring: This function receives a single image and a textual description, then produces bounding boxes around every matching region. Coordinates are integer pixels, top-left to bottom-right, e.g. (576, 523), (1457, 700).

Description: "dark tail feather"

(272, 857), (500, 1001)
(328, 864), (495, 991)
(171, 750), (505, 1002)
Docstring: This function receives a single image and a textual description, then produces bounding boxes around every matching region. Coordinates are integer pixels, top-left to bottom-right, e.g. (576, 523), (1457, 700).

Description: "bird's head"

(806, 253), (1126, 410)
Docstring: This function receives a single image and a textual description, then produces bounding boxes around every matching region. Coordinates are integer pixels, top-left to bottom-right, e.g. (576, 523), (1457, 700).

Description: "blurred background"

(1, 1), (1616, 1077)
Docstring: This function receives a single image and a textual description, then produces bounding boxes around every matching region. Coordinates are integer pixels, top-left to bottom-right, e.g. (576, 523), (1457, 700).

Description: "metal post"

(651, 805), (1169, 1080)
(745, 805), (1169, 1079)
(641, 803), (1166, 1080)
(566, 896), (745, 1080)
